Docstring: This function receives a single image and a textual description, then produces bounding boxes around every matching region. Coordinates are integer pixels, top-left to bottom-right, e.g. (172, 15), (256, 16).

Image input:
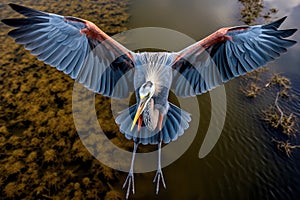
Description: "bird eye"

(145, 93), (150, 98)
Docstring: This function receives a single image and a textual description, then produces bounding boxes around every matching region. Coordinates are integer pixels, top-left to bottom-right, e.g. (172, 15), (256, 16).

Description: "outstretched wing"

(2, 3), (135, 98)
(172, 17), (297, 97)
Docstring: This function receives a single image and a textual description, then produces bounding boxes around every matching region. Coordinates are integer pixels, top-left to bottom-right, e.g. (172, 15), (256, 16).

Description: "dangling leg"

(123, 141), (138, 199)
(153, 135), (166, 194)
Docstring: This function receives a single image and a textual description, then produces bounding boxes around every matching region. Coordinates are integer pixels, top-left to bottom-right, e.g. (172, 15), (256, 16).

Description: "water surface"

(124, 0), (300, 199)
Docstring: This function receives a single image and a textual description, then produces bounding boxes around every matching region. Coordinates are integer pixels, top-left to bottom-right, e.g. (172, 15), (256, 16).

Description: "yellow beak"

(131, 99), (147, 131)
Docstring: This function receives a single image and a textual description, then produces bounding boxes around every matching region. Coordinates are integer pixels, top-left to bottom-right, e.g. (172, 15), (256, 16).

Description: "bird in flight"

(2, 3), (297, 199)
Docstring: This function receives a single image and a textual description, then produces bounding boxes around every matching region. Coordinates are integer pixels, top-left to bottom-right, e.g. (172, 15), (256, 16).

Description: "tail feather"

(115, 102), (191, 145)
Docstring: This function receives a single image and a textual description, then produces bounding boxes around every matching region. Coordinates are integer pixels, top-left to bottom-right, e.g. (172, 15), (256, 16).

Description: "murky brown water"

(1, 0), (300, 199)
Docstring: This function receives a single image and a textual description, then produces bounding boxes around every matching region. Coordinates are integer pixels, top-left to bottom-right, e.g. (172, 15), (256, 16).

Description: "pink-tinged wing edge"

(171, 17), (297, 97)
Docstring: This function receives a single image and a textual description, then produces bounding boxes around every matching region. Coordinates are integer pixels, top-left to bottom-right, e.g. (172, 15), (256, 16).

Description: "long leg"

(153, 136), (166, 194)
(123, 142), (138, 199)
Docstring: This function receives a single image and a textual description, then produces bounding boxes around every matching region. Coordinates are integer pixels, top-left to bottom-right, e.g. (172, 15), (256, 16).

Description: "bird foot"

(153, 168), (166, 194)
(123, 171), (135, 199)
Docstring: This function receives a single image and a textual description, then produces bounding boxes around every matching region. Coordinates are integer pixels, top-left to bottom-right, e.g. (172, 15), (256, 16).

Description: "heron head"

(139, 81), (155, 99)
(131, 81), (155, 131)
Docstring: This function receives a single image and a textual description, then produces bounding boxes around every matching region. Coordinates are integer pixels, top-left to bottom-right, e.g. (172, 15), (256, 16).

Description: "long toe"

(123, 172), (135, 199)
(153, 169), (166, 194)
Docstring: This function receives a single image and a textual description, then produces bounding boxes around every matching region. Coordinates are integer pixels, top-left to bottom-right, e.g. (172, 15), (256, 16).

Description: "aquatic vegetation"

(4, 182), (18, 198)
(238, 1), (299, 157)
(86, 188), (102, 200)
(43, 149), (56, 163)
(0, 0), (131, 198)
(5, 160), (25, 175)
(239, 0), (264, 24)
(82, 177), (91, 187)
(262, 93), (297, 137)
(272, 138), (300, 157)
(242, 67), (299, 156)
(267, 73), (291, 90)
(240, 68), (270, 97)
(11, 149), (25, 157)
(241, 82), (261, 98)
(105, 190), (123, 200)
(244, 67), (269, 81)
(244, 71), (299, 155)
(263, 74), (298, 140)
(25, 151), (37, 163)
(238, 0), (278, 25)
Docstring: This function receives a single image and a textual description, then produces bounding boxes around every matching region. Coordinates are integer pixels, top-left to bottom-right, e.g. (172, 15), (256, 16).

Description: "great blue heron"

(2, 3), (297, 199)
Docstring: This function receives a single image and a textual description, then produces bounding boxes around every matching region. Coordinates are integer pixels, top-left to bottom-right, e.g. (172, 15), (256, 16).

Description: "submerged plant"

(272, 138), (300, 157)
(239, 0), (278, 25)
(268, 73), (291, 89)
(241, 63), (298, 157)
(241, 82), (261, 98)
(262, 93), (297, 137)
(1, 0), (132, 197)
(4, 182), (17, 198)
(43, 149), (56, 163)
(239, 0), (264, 25)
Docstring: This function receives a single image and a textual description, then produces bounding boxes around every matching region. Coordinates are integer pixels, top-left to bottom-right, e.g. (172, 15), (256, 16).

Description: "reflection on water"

(126, 0), (300, 199)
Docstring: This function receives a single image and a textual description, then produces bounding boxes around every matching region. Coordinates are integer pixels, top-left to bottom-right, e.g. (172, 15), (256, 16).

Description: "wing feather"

(2, 3), (135, 99)
(172, 17), (297, 97)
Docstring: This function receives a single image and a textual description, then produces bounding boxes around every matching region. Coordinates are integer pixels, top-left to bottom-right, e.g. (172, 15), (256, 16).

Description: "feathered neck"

(133, 52), (175, 95)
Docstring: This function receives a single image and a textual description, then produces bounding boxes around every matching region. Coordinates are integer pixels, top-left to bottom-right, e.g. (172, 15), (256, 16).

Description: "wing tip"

(8, 3), (20, 8)
(1, 18), (9, 26)
(288, 39), (297, 46)
(285, 28), (298, 38)
(275, 16), (288, 27)
(263, 16), (288, 29)
(1, 4), (44, 26)
(6, 3), (47, 17)
(1, 18), (19, 27)
(8, 3), (28, 13)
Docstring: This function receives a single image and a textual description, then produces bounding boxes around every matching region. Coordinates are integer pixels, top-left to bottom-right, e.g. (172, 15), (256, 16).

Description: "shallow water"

(123, 0), (300, 199)
(0, 0), (300, 199)
(0, 0), (131, 199)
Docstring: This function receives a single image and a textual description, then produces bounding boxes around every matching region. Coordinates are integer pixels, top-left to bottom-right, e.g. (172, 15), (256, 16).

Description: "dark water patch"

(124, 0), (300, 199)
